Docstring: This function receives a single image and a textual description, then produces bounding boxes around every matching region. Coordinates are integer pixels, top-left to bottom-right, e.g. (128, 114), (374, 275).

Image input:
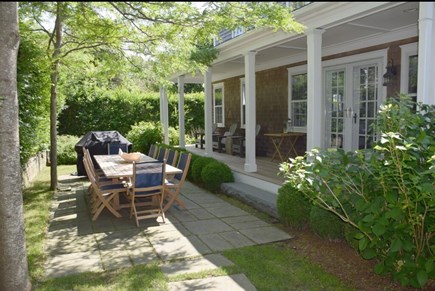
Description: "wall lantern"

(382, 59), (396, 86)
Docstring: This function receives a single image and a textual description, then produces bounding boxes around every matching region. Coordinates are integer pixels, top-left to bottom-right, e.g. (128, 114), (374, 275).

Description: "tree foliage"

(17, 21), (51, 165)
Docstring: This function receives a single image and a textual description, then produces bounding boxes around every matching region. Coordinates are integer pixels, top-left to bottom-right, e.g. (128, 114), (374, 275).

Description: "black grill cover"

(75, 131), (132, 176)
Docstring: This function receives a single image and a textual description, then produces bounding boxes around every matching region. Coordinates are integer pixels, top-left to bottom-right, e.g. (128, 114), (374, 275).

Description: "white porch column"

(244, 51), (257, 172)
(204, 68), (213, 156)
(159, 87), (169, 144)
(178, 75), (185, 148)
(417, 2), (435, 105)
(306, 28), (325, 150)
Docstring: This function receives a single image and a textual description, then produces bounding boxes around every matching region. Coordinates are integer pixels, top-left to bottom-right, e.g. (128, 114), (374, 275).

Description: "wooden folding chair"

(129, 160), (167, 226)
(83, 154), (126, 221)
(163, 152), (192, 212)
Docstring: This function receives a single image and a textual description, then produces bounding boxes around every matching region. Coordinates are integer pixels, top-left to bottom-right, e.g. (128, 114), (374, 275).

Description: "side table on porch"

(264, 132), (304, 162)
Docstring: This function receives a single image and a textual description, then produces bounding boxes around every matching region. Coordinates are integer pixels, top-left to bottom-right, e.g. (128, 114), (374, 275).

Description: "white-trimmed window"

(240, 78), (246, 128)
(213, 83), (225, 127)
(400, 43), (418, 102)
(288, 66), (307, 132)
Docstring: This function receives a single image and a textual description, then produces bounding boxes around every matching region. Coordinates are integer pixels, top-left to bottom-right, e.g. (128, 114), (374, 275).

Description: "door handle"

(353, 113), (357, 124)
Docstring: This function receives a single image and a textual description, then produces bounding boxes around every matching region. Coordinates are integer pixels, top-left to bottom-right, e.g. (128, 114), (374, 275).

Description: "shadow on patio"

(44, 173), (292, 281)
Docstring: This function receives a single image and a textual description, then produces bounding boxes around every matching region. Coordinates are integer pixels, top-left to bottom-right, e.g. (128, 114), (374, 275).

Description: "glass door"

(325, 61), (382, 151)
(352, 64), (380, 150)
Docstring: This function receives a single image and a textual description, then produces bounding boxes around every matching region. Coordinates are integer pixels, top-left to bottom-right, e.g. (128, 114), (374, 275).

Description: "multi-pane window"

(290, 73), (307, 129)
(213, 83), (224, 127)
(327, 70), (345, 148)
(408, 55), (418, 103)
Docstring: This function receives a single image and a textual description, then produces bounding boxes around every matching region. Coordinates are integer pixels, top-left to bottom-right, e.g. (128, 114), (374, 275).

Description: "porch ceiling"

(172, 2), (420, 83)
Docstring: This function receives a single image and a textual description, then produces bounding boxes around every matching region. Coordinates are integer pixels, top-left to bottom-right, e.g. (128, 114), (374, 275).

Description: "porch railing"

(213, 2), (312, 46)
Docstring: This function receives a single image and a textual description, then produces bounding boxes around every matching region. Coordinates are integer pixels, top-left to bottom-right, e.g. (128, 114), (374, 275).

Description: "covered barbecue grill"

(74, 131), (132, 176)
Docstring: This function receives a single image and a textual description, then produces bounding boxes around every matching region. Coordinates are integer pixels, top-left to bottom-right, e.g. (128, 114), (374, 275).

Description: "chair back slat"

(175, 152), (191, 181)
(148, 144), (157, 158)
(166, 149), (178, 166)
(156, 147), (168, 162)
(133, 161), (165, 189)
(108, 143), (128, 155)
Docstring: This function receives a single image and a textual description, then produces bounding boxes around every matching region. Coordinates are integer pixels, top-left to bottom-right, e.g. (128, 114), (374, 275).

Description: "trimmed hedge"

(191, 156), (216, 183)
(201, 161), (234, 192)
(277, 183), (311, 229)
(309, 205), (344, 241)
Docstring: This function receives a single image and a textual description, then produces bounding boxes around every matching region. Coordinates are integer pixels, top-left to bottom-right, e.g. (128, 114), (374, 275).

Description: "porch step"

(221, 182), (279, 219)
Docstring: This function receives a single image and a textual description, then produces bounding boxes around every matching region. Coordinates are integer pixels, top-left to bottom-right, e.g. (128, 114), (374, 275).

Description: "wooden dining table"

(93, 153), (182, 179)
(93, 153), (183, 211)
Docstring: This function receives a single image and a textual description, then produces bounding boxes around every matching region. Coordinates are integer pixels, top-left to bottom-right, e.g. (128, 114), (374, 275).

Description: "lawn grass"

(224, 243), (354, 291)
(25, 165), (353, 290)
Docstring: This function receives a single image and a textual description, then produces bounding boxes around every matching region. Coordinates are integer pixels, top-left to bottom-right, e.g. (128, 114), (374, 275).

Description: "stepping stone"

(161, 254), (234, 277)
(168, 274), (256, 291)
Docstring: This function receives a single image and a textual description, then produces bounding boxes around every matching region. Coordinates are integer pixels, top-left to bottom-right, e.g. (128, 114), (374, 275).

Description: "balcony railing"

(213, 2), (312, 46)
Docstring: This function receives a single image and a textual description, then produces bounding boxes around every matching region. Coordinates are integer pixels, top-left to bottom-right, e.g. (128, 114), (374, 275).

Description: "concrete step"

(221, 182), (279, 219)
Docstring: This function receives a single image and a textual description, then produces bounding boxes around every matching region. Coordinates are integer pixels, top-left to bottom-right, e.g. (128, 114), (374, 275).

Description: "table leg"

(270, 137), (285, 162)
(285, 136), (300, 160)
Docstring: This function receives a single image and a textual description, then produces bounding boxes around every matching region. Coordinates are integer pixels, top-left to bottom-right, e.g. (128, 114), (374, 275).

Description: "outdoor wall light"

(382, 59), (396, 86)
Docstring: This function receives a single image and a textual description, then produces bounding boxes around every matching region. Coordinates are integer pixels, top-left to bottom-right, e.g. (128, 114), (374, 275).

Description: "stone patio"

(44, 174), (292, 289)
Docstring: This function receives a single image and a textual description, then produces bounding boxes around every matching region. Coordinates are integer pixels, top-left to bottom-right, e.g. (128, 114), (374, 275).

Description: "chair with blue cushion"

(83, 153), (126, 221)
(129, 160), (167, 226)
(108, 143), (128, 155)
(164, 152), (192, 212)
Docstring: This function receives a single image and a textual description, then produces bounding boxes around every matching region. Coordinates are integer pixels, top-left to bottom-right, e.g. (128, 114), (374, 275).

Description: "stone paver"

(43, 175), (292, 290)
(161, 254), (234, 277)
(167, 274), (257, 291)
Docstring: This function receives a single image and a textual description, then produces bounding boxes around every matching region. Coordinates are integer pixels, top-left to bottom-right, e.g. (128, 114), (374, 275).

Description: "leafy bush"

(191, 156), (216, 183)
(279, 95), (435, 288)
(17, 23), (51, 165)
(309, 205), (344, 241)
(277, 183), (311, 229)
(57, 135), (79, 165)
(344, 224), (360, 251)
(201, 161), (234, 192)
(186, 153), (201, 182)
(58, 90), (205, 138)
(126, 121), (162, 154)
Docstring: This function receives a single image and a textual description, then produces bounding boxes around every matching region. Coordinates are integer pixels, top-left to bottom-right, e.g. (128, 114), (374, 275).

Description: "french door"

(325, 61), (382, 151)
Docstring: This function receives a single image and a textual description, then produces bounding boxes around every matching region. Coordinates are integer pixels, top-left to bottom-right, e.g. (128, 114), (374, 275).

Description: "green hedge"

(58, 89), (204, 138)
(277, 183), (311, 229)
(201, 161), (234, 192)
(309, 205), (344, 241)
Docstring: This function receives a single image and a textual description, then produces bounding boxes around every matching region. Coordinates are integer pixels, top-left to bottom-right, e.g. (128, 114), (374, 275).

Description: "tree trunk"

(0, 2), (32, 290)
(50, 2), (63, 190)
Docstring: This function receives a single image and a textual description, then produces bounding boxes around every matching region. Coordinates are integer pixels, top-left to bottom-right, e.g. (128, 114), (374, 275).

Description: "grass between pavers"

(25, 165), (353, 290)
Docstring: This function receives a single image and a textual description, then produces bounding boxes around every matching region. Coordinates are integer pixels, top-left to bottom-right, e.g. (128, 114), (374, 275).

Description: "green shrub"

(186, 153), (201, 182)
(191, 156), (215, 183)
(344, 224), (360, 251)
(201, 161), (234, 192)
(277, 183), (311, 229)
(309, 206), (344, 241)
(280, 96), (435, 288)
(126, 121), (162, 153)
(57, 135), (79, 165)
